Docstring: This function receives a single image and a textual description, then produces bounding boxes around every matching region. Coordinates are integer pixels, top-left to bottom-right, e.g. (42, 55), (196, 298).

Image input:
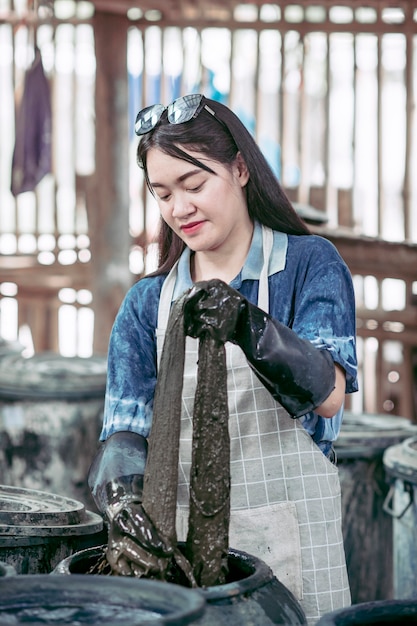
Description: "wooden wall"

(0, 1), (417, 418)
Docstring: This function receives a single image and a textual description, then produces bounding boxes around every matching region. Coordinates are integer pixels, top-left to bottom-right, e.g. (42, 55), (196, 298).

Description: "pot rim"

(53, 543), (277, 600)
(316, 599), (417, 625)
(0, 573), (206, 626)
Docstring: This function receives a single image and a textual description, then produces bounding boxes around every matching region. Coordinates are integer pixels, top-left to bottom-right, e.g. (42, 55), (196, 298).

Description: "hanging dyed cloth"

(11, 47), (52, 196)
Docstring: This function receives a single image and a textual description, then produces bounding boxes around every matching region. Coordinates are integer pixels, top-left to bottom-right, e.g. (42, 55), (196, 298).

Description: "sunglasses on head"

(134, 93), (224, 136)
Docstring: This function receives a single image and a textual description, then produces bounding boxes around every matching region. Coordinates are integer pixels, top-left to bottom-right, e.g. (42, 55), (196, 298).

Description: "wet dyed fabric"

(101, 221), (358, 453)
(11, 49), (52, 196)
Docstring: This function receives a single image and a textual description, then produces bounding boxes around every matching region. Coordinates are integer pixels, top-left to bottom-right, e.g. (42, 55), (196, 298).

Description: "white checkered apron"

(156, 227), (351, 625)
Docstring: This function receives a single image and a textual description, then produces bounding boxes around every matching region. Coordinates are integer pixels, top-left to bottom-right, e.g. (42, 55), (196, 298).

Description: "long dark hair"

(137, 96), (310, 275)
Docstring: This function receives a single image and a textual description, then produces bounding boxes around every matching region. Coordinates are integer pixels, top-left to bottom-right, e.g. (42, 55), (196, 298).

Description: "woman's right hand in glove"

(183, 279), (245, 343)
(183, 278), (337, 418)
(87, 432), (173, 578)
(105, 495), (174, 578)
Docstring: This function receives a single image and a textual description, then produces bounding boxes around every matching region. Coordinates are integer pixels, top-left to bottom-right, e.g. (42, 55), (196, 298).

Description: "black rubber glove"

(87, 431), (173, 577)
(183, 279), (336, 418)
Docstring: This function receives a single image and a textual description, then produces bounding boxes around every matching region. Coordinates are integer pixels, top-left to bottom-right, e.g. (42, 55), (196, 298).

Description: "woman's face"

(146, 147), (252, 257)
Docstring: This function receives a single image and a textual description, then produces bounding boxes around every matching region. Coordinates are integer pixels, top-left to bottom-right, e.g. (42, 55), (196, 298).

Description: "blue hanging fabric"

(11, 47), (52, 196)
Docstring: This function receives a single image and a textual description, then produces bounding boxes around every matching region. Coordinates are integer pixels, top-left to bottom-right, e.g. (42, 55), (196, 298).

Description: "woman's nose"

(172, 194), (195, 218)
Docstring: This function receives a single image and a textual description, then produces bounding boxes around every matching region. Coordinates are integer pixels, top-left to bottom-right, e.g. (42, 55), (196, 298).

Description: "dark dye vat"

(316, 599), (417, 625)
(0, 561), (15, 577)
(0, 603), (161, 624)
(0, 485), (103, 574)
(53, 544), (307, 626)
(0, 574), (206, 625)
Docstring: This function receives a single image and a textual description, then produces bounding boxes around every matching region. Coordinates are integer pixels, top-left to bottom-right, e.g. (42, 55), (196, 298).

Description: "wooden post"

(338, 188), (354, 228)
(90, 10), (132, 355)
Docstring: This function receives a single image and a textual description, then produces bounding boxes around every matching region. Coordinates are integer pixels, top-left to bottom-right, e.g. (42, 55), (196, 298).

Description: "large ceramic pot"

(0, 485), (104, 574)
(316, 599), (417, 625)
(0, 561), (16, 576)
(53, 544), (307, 626)
(0, 574), (206, 625)
(0, 352), (107, 510)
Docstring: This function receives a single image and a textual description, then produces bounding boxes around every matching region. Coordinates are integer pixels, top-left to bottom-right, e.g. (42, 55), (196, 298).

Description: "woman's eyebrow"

(150, 169), (203, 188)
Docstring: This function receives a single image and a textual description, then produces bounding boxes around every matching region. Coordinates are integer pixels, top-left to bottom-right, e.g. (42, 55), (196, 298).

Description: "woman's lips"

(180, 221), (205, 235)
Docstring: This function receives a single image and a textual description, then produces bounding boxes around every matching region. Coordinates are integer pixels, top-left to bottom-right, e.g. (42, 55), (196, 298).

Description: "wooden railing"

(322, 229), (417, 421)
(2, 229), (417, 420)
(0, 257), (93, 355)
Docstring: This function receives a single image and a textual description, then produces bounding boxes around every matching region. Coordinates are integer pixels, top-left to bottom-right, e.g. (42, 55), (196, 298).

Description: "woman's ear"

(234, 152), (250, 187)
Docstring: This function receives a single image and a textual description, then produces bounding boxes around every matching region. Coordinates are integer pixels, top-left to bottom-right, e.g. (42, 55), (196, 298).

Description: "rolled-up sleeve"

(289, 237), (358, 394)
(100, 275), (165, 440)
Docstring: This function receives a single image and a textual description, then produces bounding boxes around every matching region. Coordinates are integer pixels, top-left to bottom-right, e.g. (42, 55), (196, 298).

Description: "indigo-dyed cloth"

(11, 49), (52, 196)
(101, 221), (358, 452)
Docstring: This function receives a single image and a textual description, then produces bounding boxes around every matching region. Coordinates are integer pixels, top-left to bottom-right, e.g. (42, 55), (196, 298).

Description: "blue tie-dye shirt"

(100, 222), (358, 454)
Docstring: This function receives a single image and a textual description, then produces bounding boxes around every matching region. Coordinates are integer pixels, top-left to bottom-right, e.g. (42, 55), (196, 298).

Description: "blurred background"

(1, 3), (417, 603)
(0, 0), (417, 421)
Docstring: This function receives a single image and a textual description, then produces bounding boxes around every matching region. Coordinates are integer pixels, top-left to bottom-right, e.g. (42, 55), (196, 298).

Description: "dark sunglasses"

(134, 93), (222, 136)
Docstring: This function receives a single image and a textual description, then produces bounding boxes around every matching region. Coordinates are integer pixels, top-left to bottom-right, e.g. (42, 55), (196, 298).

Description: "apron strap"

(258, 226), (273, 313)
(157, 260), (179, 332)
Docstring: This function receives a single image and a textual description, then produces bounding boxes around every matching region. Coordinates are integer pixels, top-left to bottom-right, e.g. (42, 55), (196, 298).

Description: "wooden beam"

(319, 229), (417, 281)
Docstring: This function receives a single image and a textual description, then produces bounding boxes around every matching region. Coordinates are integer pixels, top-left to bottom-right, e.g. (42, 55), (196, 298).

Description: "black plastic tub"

(383, 435), (417, 599)
(335, 411), (417, 603)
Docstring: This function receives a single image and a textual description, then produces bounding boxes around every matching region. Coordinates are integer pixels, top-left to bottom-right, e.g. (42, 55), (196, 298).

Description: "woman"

(88, 94), (358, 625)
